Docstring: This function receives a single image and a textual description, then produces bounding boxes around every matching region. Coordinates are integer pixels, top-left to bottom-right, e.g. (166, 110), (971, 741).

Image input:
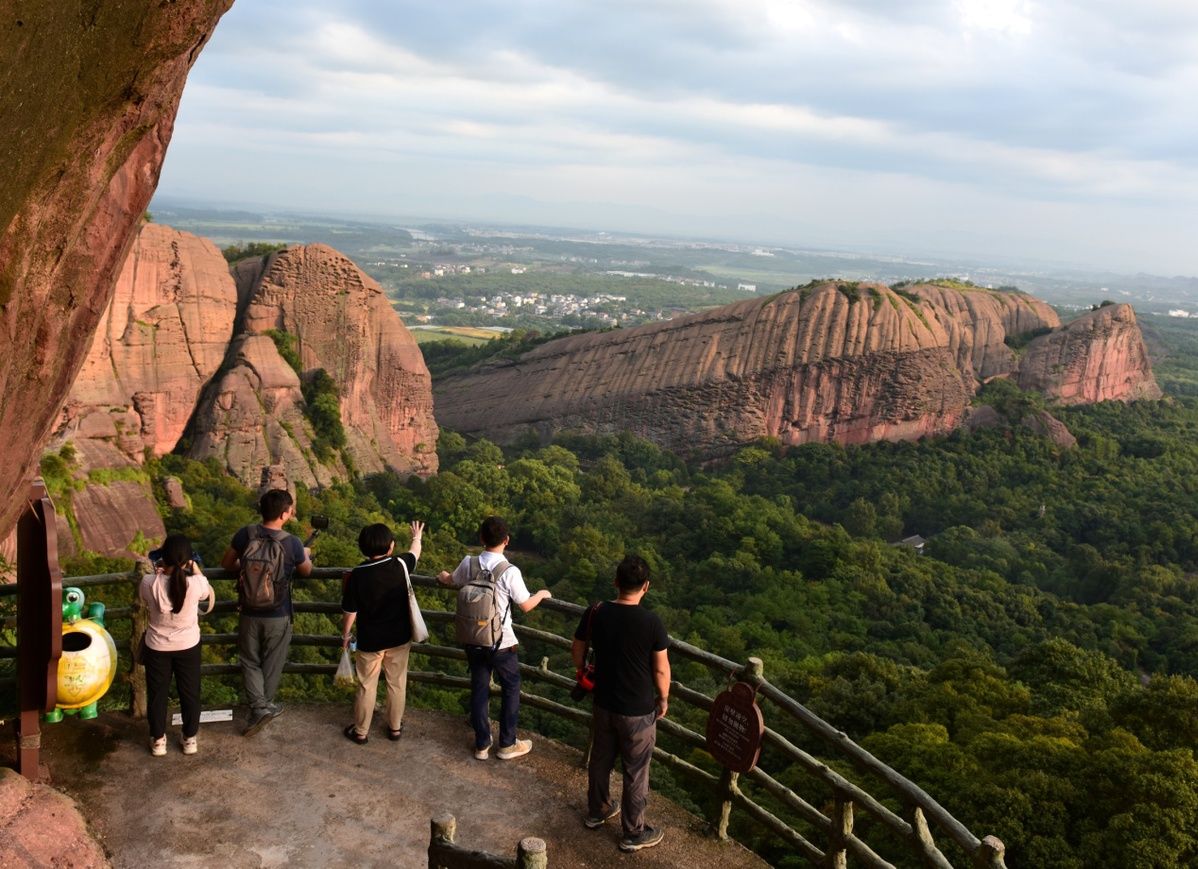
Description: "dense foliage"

(17, 316), (1198, 867)
(94, 390), (1197, 867)
(220, 241), (287, 263)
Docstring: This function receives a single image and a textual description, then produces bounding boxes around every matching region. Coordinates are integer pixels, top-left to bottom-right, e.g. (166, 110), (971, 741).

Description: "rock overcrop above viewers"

(44, 225), (437, 555)
(0, 0), (234, 540)
(435, 281), (1160, 457)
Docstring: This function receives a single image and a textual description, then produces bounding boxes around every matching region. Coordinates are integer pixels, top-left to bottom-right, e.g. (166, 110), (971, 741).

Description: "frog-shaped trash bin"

(45, 587), (118, 723)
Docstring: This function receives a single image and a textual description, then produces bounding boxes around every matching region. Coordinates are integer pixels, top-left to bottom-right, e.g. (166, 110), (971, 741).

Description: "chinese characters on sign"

(705, 681), (765, 773)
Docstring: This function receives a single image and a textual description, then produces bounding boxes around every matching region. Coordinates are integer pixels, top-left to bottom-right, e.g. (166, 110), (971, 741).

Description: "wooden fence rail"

(3, 565), (1008, 869)
(428, 814), (547, 869)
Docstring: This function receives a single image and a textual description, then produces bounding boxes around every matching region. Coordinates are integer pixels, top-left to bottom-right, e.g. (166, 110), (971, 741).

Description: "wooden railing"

(2, 564), (1009, 868)
(428, 814), (547, 869)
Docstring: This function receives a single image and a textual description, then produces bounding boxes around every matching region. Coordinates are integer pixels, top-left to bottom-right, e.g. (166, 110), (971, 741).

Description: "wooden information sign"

(705, 681), (765, 773)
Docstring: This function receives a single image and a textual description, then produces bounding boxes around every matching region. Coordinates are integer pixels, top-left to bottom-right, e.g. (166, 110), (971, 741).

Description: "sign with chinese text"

(705, 681), (765, 773)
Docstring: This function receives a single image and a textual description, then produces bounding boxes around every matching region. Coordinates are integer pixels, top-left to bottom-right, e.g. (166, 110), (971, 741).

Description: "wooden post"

(15, 479), (61, 780)
(911, 807), (955, 869)
(128, 560), (149, 719)
(827, 794), (853, 869)
(716, 767), (739, 840)
(742, 656), (764, 686)
(517, 837), (548, 869)
(429, 813), (455, 869)
(974, 835), (1007, 869)
(713, 655), (763, 838)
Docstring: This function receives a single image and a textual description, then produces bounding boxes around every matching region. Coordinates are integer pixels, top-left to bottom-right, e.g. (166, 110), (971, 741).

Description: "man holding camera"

(572, 555), (671, 853)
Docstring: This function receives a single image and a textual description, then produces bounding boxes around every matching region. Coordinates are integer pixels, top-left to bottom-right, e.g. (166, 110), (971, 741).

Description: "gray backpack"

(455, 556), (511, 647)
(238, 526), (290, 611)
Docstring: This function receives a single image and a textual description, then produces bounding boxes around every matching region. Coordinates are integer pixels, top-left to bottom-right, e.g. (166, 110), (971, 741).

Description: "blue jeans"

(466, 645), (521, 749)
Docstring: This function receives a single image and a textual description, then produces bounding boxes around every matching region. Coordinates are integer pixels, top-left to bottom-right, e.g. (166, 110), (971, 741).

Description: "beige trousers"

(352, 642), (411, 737)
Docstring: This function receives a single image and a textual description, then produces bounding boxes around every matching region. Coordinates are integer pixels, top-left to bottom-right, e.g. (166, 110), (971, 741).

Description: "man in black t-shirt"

(340, 521), (423, 744)
(573, 555), (671, 853)
(221, 489), (312, 736)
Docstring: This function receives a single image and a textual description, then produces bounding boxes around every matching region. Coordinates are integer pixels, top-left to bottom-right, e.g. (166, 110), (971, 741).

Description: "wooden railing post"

(429, 813), (455, 869)
(827, 794), (853, 869)
(15, 479), (61, 780)
(974, 835), (1007, 869)
(716, 767), (739, 840)
(127, 559), (149, 719)
(516, 837), (548, 869)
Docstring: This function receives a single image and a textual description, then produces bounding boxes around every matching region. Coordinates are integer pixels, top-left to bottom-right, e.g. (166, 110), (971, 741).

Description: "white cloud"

(157, 0), (1198, 274)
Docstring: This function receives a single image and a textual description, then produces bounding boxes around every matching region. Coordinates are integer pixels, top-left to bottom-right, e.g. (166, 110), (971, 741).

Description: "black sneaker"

(267, 702), (285, 720)
(619, 826), (664, 852)
(243, 708), (272, 737)
(584, 806), (619, 829)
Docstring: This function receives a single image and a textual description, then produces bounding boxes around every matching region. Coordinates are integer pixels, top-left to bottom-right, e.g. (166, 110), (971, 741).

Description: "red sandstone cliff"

(435, 282), (1158, 457)
(189, 244), (438, 487)
(1017, 304), (1162, 404)
(0, 2), (233, 540)
(53, 224), (238, 466)
(906, 284), (1059, 379)
(436, 282), (977, 454)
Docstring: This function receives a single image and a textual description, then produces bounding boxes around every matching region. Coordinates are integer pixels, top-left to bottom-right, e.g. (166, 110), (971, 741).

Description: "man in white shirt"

(438, 516), (551, 760)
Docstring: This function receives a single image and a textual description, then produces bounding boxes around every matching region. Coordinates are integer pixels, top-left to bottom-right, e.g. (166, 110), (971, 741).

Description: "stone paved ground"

(37, 706), (769, 868)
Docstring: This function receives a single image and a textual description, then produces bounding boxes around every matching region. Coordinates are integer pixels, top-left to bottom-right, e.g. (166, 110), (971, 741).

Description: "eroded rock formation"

(435, 282), (1158, 457)
(0, 1), (234, 541)
(1017, 304), (1162, 404)
(46, 231), (436, 554)
(54, 223), (238, 463)
(43, 223), (235, 557)
(189, 244), (438, 488)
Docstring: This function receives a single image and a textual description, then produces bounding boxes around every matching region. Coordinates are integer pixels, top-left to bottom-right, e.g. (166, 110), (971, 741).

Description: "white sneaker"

(181, 736), (198, 755)
(150, 736), (167, 757)
(496, 739), (532, 760)
(474, 739), (493, 761)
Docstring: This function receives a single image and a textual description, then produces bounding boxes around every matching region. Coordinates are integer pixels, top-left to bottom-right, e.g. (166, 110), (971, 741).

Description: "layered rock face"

(436, 282), (1157, 457)
(189, 244), (438, 488)
(907, 284), (1059, 379)
(46, 232), (436, 554)
(54, 224), (238, 463)
(0, 1), (233, 541)
(1017, 304), (1162, 404)
(438, 283), (981, 453)
(43, 223), (234, 558)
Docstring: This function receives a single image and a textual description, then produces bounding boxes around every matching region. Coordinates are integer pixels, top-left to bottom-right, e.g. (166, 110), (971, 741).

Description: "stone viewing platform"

(27, 706), (767, 868)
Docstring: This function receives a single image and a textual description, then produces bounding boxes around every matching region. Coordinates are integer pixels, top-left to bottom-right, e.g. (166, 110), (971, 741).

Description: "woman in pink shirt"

(139, 534), (213, 756)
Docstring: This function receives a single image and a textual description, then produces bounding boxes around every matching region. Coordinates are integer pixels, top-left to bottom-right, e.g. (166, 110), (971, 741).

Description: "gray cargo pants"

(238, 615), (292, 713)
(588, 705), (658, 836)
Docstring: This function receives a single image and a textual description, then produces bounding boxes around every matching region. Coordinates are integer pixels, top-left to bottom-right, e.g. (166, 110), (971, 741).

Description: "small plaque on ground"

(172, 709), (233, 725)
(705, 682), (765, 773)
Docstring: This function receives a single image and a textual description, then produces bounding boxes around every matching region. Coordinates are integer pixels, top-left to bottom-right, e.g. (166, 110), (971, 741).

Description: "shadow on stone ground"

(33, 706), (769, 868)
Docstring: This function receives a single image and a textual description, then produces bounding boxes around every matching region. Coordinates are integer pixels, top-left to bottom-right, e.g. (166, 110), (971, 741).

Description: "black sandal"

(387, 726), (402, 742)
(344, 724), (368, 745)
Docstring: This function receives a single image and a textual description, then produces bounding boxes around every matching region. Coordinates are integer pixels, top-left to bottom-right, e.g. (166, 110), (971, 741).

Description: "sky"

(156, 0), (1198, 276)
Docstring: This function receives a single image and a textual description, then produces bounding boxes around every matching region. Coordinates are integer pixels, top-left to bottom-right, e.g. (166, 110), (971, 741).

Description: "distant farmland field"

(410, 326), (502, 346)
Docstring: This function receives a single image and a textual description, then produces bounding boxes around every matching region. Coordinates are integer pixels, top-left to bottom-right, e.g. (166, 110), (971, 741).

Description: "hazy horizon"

(157, 1), (1198, 278)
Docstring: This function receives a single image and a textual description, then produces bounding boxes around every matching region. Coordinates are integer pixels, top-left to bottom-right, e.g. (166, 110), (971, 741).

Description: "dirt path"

(41, 706), (769, 868)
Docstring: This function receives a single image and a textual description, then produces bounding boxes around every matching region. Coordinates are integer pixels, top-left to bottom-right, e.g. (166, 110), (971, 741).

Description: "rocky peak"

(436, 281), (976, 455)
(188, 243), (438, 487)
(1017, 304), (1162, 404)
(52, 223), (238, 466)
(435, 281), (1159, 458)
(904, 283), (1059, 379)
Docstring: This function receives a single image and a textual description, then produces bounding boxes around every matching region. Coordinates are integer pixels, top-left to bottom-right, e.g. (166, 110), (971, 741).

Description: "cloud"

(158, 0), (1198, 274)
